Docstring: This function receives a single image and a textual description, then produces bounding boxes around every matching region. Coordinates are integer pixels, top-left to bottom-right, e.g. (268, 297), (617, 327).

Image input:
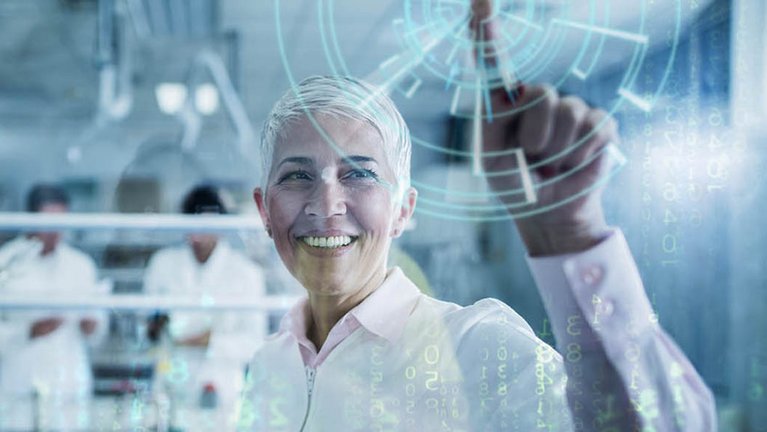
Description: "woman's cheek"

(268, 189), (303, 217)
(349, 187), (395, 231)
(265, 192), (298, 245)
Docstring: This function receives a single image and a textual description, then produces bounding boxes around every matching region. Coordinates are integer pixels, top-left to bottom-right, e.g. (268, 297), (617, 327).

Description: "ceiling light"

(194, 83), (219, 115)
(155, 82), (188, 115)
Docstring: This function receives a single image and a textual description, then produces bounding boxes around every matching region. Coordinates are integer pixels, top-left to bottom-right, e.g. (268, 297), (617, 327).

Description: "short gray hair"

(260, 76), (412, 199)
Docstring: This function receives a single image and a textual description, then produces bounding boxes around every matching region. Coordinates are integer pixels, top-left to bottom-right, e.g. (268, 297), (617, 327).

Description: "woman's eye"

(344, 169), (379, 180)
(279, 170), (312, 183)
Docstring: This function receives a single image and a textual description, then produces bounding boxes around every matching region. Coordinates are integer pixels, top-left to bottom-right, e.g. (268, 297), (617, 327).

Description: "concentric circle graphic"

(275, 0), (682, 221)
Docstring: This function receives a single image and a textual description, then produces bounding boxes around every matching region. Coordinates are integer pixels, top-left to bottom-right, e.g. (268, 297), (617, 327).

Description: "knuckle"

(608, 117), (620, 134)
(594, 109), (610, 124)
(594, 112), (619, 140)
(537, 84), (559, 111)
(581, 118), (598, 134)
(557, 99), (582, 127)
(582, 110), (603, 132)
(561, 95), (586, 110)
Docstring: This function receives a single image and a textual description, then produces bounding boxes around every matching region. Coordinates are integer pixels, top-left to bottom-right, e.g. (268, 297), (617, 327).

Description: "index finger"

(471, 0), (493, 22)
(470, 0), (499, 67)
(470, 0), (520, 101)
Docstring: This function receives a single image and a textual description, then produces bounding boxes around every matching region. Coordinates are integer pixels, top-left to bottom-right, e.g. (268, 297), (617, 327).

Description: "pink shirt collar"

(279, 266), (422, 368)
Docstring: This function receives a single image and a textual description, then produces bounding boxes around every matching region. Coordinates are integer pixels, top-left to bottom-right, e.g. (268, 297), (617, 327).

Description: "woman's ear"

(391, 187), (418, 238)
(253, 187), (272, 237)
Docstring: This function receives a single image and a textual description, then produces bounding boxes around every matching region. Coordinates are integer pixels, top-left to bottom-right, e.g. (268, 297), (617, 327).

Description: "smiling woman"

(238, 75), (715, 431)
(256, 112), (416, 327)
(253, 77), (418, 351)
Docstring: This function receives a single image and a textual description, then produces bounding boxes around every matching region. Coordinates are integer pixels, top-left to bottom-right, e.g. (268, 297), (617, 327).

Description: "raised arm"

(470, 1), (716, 429)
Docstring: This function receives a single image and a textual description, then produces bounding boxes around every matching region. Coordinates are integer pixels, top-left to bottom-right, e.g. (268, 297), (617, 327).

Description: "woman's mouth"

(299, 235), (358, 249)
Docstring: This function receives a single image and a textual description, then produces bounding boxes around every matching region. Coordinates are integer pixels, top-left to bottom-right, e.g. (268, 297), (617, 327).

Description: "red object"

(203, 382), (216, 393)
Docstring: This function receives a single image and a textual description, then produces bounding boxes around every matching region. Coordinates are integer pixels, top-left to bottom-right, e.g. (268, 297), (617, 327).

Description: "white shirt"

(237, 230), (715, 431)
(0, 237), (107, 431)
(143, 240), (267, 363)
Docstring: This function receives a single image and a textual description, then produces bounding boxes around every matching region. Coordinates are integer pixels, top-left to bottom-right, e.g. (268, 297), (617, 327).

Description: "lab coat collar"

(350, 266), (422, 344)
(279, 298), (312, 346)
(187, 238), (231, 270)
(279, 266), (422, 346)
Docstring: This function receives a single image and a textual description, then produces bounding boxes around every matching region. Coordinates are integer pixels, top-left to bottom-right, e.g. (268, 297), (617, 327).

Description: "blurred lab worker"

(0, 184), (107, 431)
(143, 185), (267, 404)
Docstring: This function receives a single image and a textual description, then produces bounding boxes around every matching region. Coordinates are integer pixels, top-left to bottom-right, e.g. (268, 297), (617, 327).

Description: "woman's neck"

(306, 267), (387, 350)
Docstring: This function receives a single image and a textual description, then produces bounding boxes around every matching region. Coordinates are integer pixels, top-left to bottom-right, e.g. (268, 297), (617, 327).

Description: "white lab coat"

(238, 232), (716, 431)
(143, 240), (267, 407)
(0, 237), (107, 431)
(238, 268), (572, 431)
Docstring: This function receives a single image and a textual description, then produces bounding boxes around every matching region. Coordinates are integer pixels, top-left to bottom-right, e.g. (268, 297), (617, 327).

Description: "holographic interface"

(275, 0), (682, 221)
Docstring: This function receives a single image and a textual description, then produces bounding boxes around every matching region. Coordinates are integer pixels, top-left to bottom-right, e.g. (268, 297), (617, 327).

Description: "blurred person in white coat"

(143, 185), (267, 408)
(0, 184), (107, 431)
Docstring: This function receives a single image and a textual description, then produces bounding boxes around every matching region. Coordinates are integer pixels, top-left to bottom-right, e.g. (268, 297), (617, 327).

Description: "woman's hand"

(79, 318), (98, 336)
(471, 0), (619, 256)
(30, 317), (64, 339)
(482, 85), (619, 256)
(178, 330), (211, 347)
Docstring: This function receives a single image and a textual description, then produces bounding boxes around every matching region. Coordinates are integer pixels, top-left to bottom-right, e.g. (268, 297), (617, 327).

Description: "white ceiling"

(0, 0), (714, 172)
(0, 0), (714, 116)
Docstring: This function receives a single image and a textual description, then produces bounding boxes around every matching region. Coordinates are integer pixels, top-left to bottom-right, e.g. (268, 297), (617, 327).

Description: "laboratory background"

(0, 0), (764, 430)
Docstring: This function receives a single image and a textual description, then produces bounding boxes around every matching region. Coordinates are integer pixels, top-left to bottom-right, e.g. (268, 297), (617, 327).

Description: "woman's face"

(254, 114), (417, 297)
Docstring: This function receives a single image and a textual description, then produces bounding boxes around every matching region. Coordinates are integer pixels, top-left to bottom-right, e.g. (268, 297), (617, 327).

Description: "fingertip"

(471, 0), (492, 21)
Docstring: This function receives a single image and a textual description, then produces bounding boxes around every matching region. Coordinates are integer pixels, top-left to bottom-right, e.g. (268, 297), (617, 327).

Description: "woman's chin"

(294, 262), (353, 293)
(293, 242), (357, 274)
(301, 275), (353, 297)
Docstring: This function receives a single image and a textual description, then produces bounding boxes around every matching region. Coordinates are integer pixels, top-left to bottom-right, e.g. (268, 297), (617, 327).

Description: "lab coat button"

(580, 264), (604, 286)
(603, 300), (615, 316)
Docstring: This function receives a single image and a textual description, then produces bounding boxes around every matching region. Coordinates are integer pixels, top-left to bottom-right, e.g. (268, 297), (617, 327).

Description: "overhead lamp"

(155, 82), (219, 116)
(155, 82), (188, 115)
(194, 83), (219, 115)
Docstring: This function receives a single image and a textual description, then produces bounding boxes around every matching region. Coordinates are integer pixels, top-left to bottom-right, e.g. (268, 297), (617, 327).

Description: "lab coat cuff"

(527, 229), (657, 351)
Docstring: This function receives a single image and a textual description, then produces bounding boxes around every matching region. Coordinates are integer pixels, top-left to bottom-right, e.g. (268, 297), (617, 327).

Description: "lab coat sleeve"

(454, 301), (574, 431)
(0, 238), (38, 353)
(142, 251), (166, 295)
(527, 229), (717, 431)
(77, 255), (109, 348)
(143, 249), (210, 341)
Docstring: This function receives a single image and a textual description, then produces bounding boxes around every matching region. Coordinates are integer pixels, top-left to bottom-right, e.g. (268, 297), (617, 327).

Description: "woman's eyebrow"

(340, 155), (378, 165)
(276, 156), (313, 169)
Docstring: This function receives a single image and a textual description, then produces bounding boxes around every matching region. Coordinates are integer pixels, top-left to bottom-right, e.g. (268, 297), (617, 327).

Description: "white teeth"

(301, 235), (354, 249)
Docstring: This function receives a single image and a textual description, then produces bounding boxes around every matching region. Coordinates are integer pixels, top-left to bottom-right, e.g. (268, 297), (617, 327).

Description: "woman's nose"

(305, 180), (347, 217)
